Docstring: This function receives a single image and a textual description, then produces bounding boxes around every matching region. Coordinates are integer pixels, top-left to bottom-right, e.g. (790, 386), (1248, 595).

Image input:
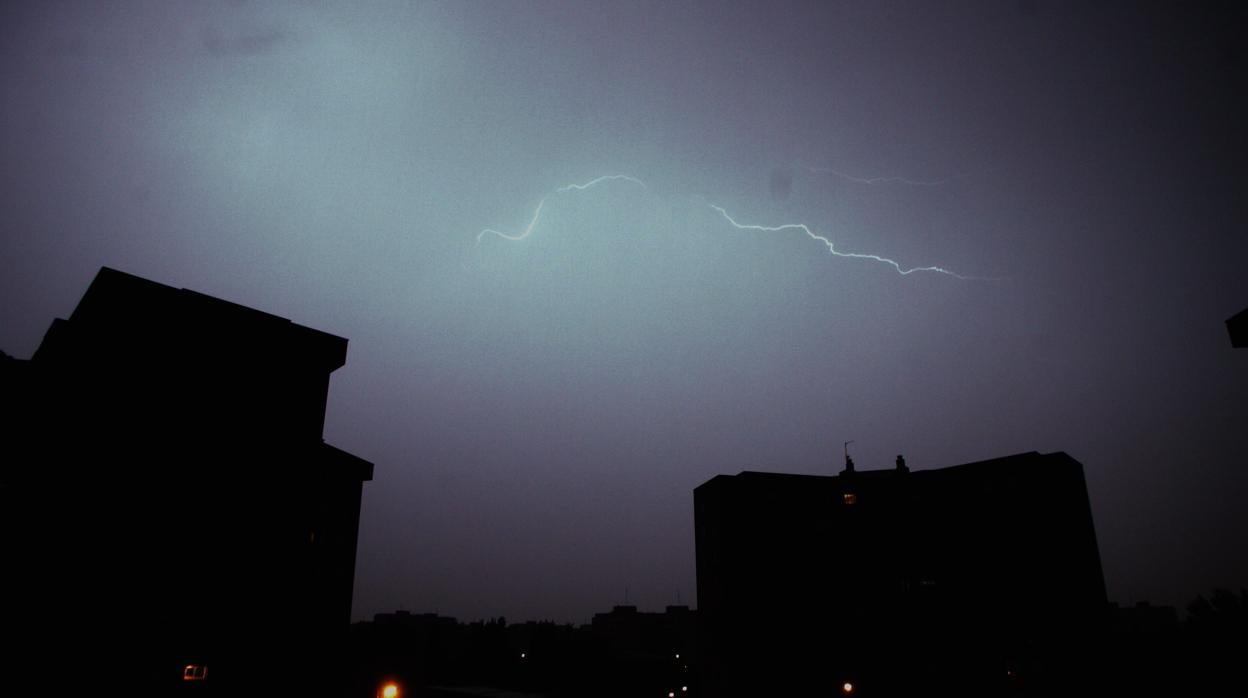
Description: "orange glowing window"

(183, 664), (208, 681)
(843, 493), (857, 505)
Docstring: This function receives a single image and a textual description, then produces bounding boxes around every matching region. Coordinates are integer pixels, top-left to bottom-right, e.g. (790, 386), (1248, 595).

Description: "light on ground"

(380, 682), (399, 698)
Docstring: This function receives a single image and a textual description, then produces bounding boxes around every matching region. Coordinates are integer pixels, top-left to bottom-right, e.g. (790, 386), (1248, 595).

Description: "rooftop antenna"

(676, 589), (682, 605)
(842, 440), (856, 474)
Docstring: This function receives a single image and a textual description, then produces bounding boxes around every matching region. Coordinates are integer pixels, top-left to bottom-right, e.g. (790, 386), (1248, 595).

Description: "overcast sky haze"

(2, 1), (1246, 624)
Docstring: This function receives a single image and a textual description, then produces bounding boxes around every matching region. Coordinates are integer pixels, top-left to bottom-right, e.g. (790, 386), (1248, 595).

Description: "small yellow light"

(381, 682), (399, 698)
(842, 682), (854, 694)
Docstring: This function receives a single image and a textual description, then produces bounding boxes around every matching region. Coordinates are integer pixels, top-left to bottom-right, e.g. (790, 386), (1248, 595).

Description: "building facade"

(694, 451), (1107, 697)
(2, 268), (373, 697)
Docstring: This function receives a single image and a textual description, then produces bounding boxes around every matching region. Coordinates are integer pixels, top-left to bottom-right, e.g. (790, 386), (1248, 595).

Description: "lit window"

(843, 493), (857, 505)
(183, 665), (208, 681)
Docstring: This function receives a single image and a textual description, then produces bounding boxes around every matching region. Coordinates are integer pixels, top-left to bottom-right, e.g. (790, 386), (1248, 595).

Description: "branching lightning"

(478, 198), (547, 243)
(477, 175), (646, 243)
(476, 172), (993, 280)
(707, 204), (979, 279)
(555, 174), (646, 193)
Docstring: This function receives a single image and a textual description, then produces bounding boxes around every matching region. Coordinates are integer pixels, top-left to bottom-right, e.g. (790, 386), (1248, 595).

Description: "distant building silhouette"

(1229, 306), (1248, 347)
(694, 451), (1107, 697)
(2, 267), (372, 697)
(590, 604), (695, 663)
(590, 604), (696, 695)
(350, 611), (465, 693)
(347, 606), (695, 698)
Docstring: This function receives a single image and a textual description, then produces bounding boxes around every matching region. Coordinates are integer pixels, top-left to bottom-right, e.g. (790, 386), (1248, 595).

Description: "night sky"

(2, 1), (1246, 624)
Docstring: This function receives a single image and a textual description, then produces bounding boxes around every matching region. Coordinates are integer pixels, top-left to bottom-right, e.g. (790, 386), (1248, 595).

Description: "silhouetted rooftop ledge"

(1229, 306), (1248, 348)
(696, 450), (1081, 490)
(56, 266), (350, 371)
(321, 441), (375, 481)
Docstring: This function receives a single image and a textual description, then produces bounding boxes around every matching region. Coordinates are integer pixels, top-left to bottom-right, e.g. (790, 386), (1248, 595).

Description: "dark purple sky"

(2, 1), (1246, 624)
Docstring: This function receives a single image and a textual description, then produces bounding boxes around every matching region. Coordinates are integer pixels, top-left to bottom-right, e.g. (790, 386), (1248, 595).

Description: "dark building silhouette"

(347, 606), (695, 698)
(349, 611), (465, 693)
(590, 604), (696, 696)
(694, 451), (1107, 697)
(2, 267), (372, 697)
(1229, 306), (1248, 347)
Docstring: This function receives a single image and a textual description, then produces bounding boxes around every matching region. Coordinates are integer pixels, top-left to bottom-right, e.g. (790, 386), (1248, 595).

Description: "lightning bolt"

(709, 204), (985, 279)
(477, 175), (646, 243)
(810, 166), (951, 187)
(476, 172), (994, 280)
(555, 174), (646, 193)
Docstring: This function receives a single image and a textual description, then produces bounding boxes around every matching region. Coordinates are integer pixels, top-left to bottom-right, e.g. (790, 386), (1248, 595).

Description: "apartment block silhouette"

(2, 267), (372, 697)
(694, 451), (1107, 697)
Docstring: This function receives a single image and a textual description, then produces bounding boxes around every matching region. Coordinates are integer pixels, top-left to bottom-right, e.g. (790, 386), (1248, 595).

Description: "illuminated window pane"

(183, 664), (208, 681)
(843, 493), (857, 505)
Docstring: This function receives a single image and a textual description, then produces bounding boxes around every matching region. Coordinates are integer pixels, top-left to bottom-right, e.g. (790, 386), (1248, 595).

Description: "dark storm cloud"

(202, 26), (287, 57)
